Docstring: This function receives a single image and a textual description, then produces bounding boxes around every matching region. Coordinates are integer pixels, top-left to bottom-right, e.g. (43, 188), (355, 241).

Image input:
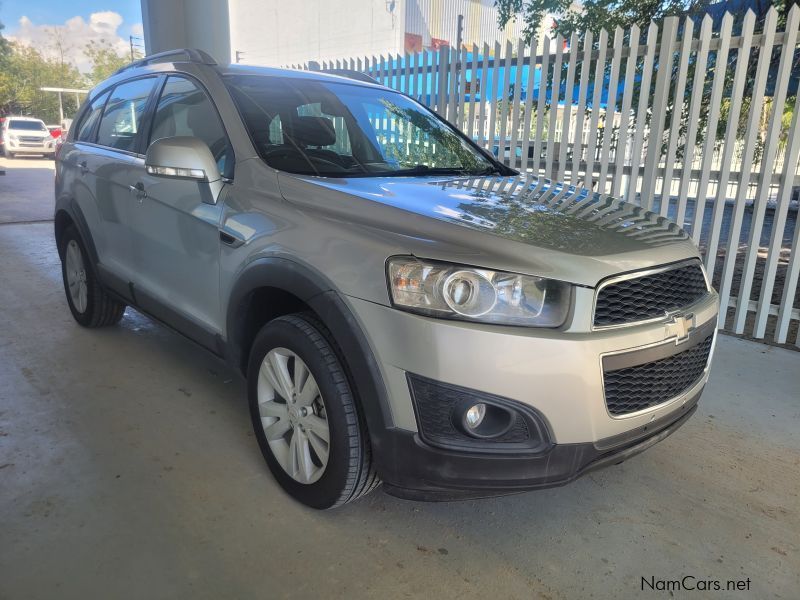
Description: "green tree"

(494, 0), (712, 39)
(0, 19), (10, 61)
(0, 42), (86, 123)
(84, 39), (134, 86)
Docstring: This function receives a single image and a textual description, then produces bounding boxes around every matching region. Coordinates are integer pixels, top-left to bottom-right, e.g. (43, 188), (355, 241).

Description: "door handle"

(219, 229), (245, 248)
(128, 182), (147, 199)
(79, 160), (88, 175)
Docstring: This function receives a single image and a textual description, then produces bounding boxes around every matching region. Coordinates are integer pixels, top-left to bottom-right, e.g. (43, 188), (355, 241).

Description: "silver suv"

(55, 50), (719, 508)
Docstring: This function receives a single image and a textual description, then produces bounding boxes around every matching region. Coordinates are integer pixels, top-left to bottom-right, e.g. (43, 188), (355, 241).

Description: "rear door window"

(96, 78), (157, 153)
(76, 92), (109, 143)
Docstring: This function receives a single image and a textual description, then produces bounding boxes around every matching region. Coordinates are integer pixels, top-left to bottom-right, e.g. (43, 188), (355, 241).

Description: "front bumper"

(5, 139), (55, 154)
(380, 387), (701, 500)
(346, 286), (718, 496)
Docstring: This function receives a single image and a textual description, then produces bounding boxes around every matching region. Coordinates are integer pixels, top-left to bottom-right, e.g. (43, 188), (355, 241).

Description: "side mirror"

(145, 136), (224, 203)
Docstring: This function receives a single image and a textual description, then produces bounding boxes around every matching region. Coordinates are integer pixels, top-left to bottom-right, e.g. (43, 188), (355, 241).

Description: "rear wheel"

(248, 313), (380, 508)
(59, 226), (126, 327)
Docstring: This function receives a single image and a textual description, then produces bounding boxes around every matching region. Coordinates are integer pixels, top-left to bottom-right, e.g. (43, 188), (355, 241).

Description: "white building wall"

(141, 0), (527, 66)
(141, 0), (231, 63)
(228, 0), (407, 66)
(405, 0), (524, 50)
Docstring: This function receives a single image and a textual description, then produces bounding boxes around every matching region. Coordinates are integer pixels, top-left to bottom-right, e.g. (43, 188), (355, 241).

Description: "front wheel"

(247, 314), (380, 508)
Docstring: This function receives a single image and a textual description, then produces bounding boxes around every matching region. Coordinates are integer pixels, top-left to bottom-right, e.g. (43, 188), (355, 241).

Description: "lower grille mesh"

(603, 335), (713, 416)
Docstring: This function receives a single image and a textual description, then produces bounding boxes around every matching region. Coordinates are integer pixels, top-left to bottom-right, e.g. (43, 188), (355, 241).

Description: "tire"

(247, 313), (380, 508)
(59, 225), (126, 327)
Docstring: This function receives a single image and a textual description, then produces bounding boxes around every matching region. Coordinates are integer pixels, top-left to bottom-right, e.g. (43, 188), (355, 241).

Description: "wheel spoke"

(268, 351), (295, 401)
(288, 432), (301, 480)
(297, 375), (320, 406)
(262, 417), (292, 441)
(66, 243), (79, 271)
(270, 438), (290, 472)
(306, 428), (329, 465)
(260, 354), (292, 402)
(259, 401), (288, 417)
(303, 414), (329, 443)
(77, 283), (87, 313)
(295, 431), (315, 482)
(293, 360), (310, 396)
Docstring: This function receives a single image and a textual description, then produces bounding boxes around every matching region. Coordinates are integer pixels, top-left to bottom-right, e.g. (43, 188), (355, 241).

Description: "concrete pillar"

(141, 0), (232, 64)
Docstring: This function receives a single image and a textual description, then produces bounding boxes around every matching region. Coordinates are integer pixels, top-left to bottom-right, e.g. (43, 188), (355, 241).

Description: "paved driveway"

(0, 155), (55, 223)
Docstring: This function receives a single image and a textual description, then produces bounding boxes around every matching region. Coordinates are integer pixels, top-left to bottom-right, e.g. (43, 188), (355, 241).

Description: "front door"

(131, 75), (235, 349)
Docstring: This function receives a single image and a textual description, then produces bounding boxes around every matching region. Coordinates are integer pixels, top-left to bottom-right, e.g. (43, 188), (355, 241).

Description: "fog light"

(464, 403), (486, 429)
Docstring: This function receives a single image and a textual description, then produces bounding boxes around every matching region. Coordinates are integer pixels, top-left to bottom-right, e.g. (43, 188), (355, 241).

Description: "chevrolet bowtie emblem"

(665, 313), (695, 344)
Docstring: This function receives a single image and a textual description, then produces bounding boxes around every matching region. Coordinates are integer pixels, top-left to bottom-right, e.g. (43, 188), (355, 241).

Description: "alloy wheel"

(257, 348), (330, 484)
(65, 239), (88, 314)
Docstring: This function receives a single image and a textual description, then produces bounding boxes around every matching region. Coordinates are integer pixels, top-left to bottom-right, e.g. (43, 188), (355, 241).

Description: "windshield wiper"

(472, 165), (504, 176)
(379, 165), (471, 177)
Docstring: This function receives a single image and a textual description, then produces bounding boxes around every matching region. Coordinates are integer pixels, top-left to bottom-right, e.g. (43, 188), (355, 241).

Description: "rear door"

(62, 90), (110, 276)
(89, 77), (159, 290)
(131, 74), (234, 347)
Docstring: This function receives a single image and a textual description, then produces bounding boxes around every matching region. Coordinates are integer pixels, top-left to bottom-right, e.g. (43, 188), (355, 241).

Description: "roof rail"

(113, 48), (217, 76)
(320, 69), (380, 85)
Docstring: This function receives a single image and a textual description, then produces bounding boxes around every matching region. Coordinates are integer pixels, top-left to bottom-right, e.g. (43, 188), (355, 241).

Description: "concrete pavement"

(0, 155), (55, 224)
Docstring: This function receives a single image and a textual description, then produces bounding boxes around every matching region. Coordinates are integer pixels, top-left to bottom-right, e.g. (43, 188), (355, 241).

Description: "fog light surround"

(407, 373), (552, 453)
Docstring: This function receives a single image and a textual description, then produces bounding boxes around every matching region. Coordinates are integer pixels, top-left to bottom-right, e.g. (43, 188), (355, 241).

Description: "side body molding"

(225, 256), (395, 439)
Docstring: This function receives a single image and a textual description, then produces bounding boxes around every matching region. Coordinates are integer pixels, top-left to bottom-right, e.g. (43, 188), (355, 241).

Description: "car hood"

(277, 172), (698, 287)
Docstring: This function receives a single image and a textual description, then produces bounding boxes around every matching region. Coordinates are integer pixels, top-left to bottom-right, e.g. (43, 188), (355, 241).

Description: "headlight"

(387, 257), (572, 327)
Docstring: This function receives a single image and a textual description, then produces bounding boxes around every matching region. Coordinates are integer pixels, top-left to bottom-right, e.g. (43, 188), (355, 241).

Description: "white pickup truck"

(2, 116), (56, 159)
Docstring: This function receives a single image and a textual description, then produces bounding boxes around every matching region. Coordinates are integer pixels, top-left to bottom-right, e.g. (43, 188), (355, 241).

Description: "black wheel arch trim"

(54, 200), (99, 267)
(225, 256), (395, 438)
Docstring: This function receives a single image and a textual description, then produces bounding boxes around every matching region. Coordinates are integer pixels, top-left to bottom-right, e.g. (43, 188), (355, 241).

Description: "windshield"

(8, 120), (47, 131)
(225, 75), (495, 178)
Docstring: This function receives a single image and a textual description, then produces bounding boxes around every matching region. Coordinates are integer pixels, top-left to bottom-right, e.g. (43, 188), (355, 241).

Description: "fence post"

(734, 6), (798, 334)
(704, 12), (755, 276)
(625, 22), (658, 204)
(583, 29), (606, 191)
(532, 36), (551, 176)
(717, 8), (778, 328)
(641, 17), (678, 210)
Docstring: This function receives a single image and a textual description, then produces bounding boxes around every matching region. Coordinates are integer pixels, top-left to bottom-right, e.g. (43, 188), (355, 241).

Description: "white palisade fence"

(298, 8), (800, 347)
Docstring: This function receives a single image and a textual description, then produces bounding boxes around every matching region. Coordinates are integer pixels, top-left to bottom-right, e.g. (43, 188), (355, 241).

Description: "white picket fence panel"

(302, 7), (800, 347)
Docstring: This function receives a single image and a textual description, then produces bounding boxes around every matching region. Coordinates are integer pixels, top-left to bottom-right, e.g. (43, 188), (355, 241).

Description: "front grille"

(19, 136), (44, 143)
(603, 334), (713, 416)
(594, 262), (708, 327)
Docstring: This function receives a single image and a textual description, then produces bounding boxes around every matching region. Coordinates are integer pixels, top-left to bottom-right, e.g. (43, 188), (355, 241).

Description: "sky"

(0, 0), (144, 71)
